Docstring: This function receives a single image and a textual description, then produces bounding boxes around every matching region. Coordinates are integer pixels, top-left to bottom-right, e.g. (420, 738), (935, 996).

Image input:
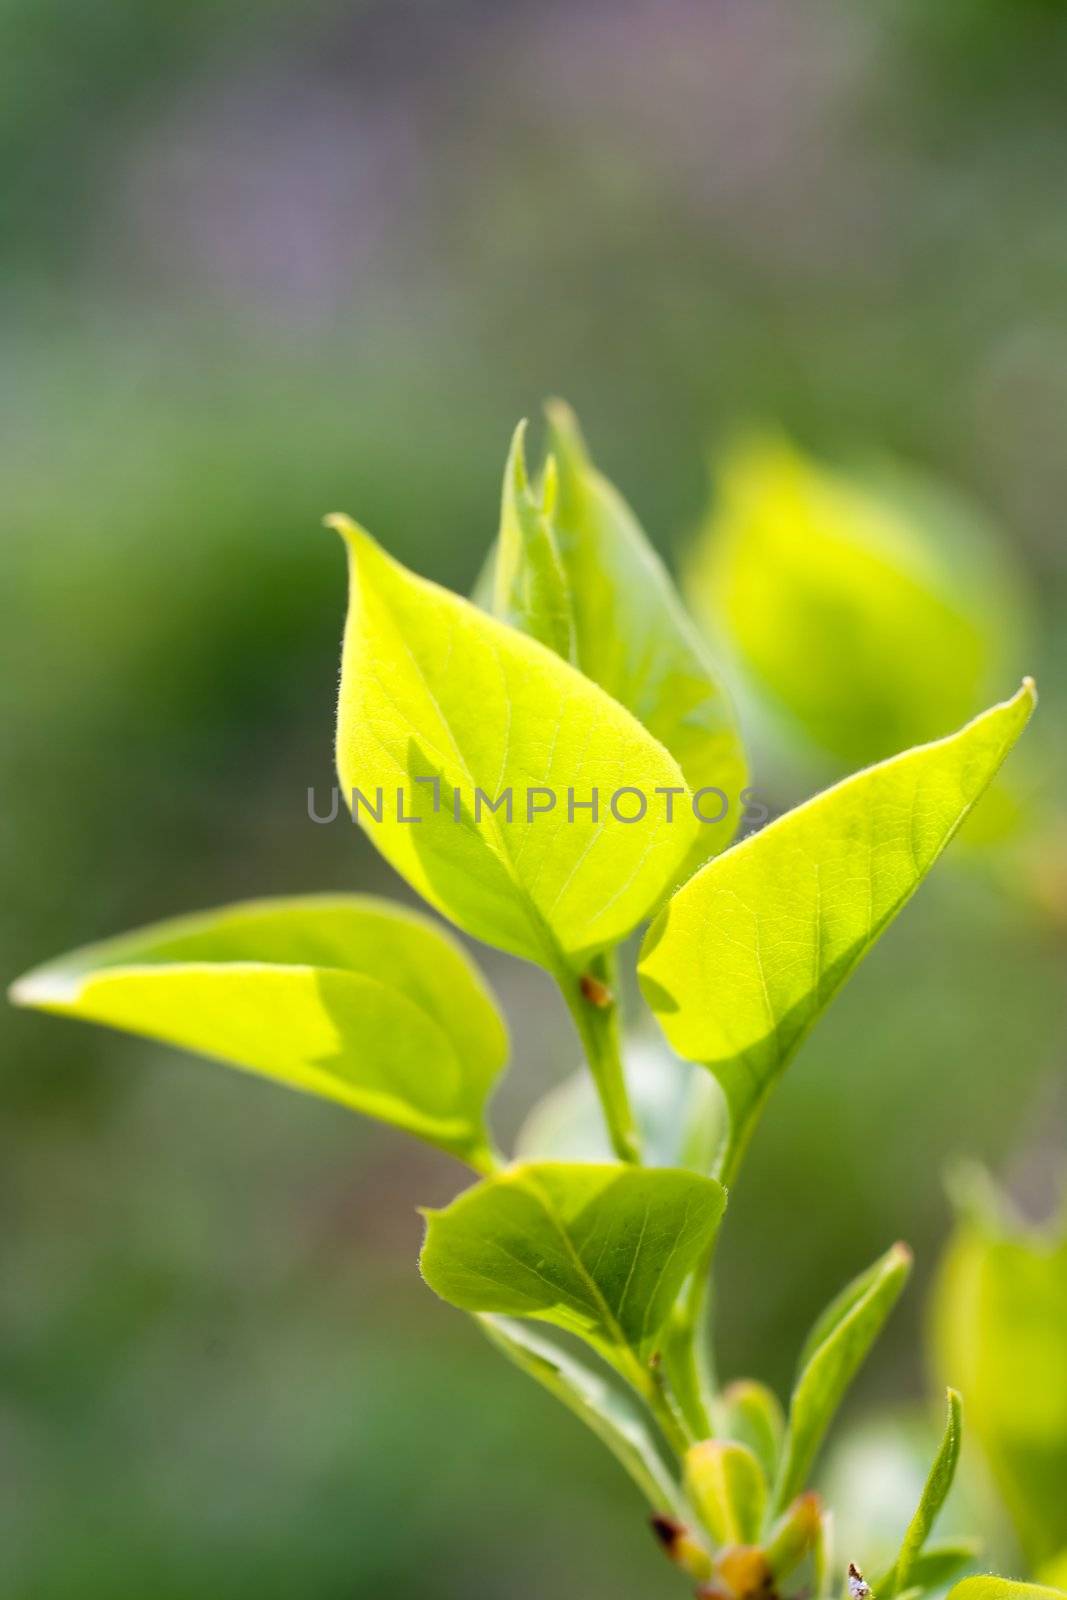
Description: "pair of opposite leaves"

(11, 410), (1036, 1393)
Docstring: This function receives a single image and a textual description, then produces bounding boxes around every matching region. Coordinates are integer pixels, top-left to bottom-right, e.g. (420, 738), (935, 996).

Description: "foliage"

(10, 408), (1050, 1600)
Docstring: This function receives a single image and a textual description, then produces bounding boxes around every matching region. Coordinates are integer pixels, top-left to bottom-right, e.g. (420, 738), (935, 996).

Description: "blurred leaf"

(515, 1037), (727, 1174)
(949, 1581), (1066, 1600)
(684, 1439), (767, 1546)
(878, 1389), (964, 1598)
(775, 1243), (912, 1512)
(1039, 1553), (1067, 1591)
(715, 1380), (786, 1488)
(492, 421), (575, 661)
(688, 435), (1025, 770)
(933, 1186), (1067, 1567)
(906, 1541), (983, 1593)
(420, 1162), (726, 1378)
(480, 1315), (683, 1515)
(638, 684), (1036, 1181)
(331, 521), (697, 968)
(10, 896), (507, 1166)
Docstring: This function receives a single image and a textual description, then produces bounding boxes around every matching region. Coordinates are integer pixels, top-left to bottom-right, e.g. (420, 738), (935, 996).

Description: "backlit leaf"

(492, 420), (575, 661)
(638, 684), (1035, 1180)
(10, 895), (507, 1166)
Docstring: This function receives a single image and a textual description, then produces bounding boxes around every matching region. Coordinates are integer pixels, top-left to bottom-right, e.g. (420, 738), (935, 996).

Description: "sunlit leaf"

(10, 895), (507, 1166)
(480, 1315), (684, 1515)
(775, 1242), (912, 1512)
(420, 1162), (726, 1381)
(878, 1390), (964, 1598)
(949, 1580), (1066, 1600)
(638, 684), (1035, 1180)
(933, 1184), (1067, 1568)
(331, 521), (698, 970)
(688, 434), (1026, 770)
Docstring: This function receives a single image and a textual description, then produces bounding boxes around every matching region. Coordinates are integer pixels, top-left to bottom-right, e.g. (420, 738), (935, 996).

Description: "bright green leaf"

(775, 1242), (912, 1511)
(480, 1315), (684, 1516)
(10, 895), (507, 1167)
(515, 1037), (727, 1174)
(933, 1186), (1067, 1568)
(878, 1390), (964, 1598)
(330, 521), (698, 970)
(638, 683), (1036, 1180)
(492, 420), (575, 661)
(420, 1162), (726, 1380)
(949, 1580), (1066, 1600)
(688, 434), (1026, 770)
(684, 1439), (767, 1547)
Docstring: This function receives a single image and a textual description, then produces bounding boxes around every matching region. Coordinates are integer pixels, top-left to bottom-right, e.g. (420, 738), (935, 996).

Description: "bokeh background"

(3, 2), (1066, 1596)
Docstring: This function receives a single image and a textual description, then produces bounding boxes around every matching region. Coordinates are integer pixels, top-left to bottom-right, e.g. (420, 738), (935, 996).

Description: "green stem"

(661, 1240), (718, 1440)
(560, 950), (641, 1164)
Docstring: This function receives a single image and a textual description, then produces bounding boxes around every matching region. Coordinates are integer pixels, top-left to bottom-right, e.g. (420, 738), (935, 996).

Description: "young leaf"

(775, 1242), (912, 1512)
(684, 1439), (767, 1547)
(493, 421), (575, 661)
(905, 1541), (982, 1591)
(9, 896), (507, 1168)
(687, 434), (1026, 770)
(479, 1315), (684, 1516)
(330, 521), (698, 969)
(715, 1380), (786, 1487)
(420, 1162), (726, 1378)
(638, 683), (1036, 1181)
(545, 402), (747, 872)
(878, 1390), (964, 1599)
(949, 1582), (1066, 1600)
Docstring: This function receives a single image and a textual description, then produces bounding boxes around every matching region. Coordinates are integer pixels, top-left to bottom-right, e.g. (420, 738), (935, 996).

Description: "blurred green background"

(3, 2), (1066, 1595)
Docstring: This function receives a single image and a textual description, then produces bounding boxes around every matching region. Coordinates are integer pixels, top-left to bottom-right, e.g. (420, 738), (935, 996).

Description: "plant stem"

(661, 1250), (717, 1440)
(561, 950), (641, 1164)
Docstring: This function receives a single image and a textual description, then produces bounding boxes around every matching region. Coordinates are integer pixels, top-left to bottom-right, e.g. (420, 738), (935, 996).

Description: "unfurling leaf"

(688, 434), (1025, 770)
(331, 522), (698, 970)
(493, 421), (575, 661)
(638, 683), (1036, 1180)
(684, 1439), (767, 1547)
(775, 1242), (912, 1512)
(878, 1389), (964, 1598)
(480, 1316), (684, 1516)
(10, 896), (506, 1167)
(480, 405), (747, 874)
(420, 1162), (726, 1381)
(715, 1380), (786, 1487)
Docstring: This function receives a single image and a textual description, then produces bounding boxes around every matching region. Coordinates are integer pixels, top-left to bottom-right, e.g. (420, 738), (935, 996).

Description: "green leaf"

(479, 1315), (684, 1516)
(420, 1162), (726, 1381)
(878, 1390), (964, 1598)
(684, 1439), (767, 1547)
(905, 1541), (982, 1591)
(687, 434), (1026, 770)
(493, 421), (575, 661)
(775, 1242), (912, 1512)
(515, 1038), (727, 1174)
(330, 520), (698, 970)
(715, 1380), (786, 1487)
(9, 895), (507, 1167)
(933, 1186), (1067, 1568)
(638, 683), (1036, 1180)
(949, 1581), (1066, 1600)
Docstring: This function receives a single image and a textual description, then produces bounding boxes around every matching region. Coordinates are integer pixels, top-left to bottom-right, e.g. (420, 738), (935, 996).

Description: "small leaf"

(775, 1242), (912, 1512)
(684, 1439), (767, 1546)
(493, 421), (575, 661)
(715, 1380), (786, 1487)
(948, 1581), (1066, 1600)
(480, 1315), (684, 1516)
(638, 683), (1036, 1180)
(420, 1162), (726, 1379)
(688, 434), (1026, 770)
(515, 1037), (727, 1173)
(331, 521), (698, 969)
(10, 896), (507, 1166)
(878, 1390), (964, 1599)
